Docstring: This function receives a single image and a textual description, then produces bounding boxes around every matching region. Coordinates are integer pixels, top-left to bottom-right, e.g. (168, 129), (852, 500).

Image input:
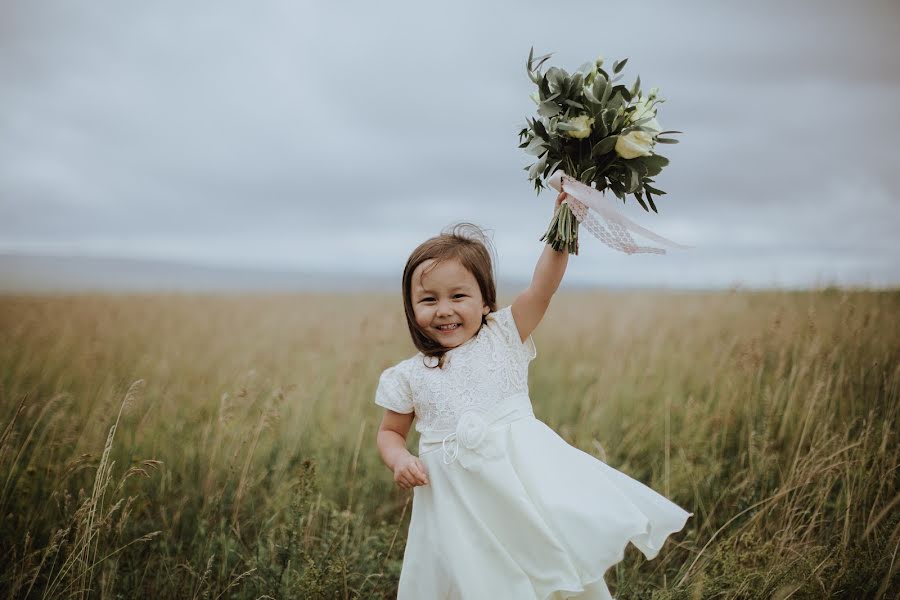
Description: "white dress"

(375, 305), (693, 600)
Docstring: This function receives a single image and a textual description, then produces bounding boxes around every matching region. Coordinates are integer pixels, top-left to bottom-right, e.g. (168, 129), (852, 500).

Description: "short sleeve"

(374, 362), (415, 414)
(488, 305), (537, 362)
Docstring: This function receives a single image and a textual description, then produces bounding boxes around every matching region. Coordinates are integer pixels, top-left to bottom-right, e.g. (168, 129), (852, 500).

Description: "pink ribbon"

(546, 170), (693, 255)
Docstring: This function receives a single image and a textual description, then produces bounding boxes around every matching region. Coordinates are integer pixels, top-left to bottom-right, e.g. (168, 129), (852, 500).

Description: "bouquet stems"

(540, 202), (580, 255)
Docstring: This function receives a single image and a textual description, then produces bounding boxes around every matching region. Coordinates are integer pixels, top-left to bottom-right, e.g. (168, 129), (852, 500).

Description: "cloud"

(1, 0), (898, 288)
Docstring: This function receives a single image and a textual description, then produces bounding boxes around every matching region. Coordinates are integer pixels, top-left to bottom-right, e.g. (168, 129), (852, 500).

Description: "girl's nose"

(436, 301), (454, 316)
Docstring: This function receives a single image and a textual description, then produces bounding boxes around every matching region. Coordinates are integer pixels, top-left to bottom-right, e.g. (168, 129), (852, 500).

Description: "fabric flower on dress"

(441, 410), (504, 472)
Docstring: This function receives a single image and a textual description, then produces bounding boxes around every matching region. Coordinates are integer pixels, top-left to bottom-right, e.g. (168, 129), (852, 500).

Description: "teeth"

(437, 324), (459, 330)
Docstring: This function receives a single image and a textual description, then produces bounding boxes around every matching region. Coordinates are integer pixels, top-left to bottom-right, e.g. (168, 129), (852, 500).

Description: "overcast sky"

(1, 0), (898, 289)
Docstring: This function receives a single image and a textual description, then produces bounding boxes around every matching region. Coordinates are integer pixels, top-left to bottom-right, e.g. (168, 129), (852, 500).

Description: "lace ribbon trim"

(546, 170), (693, 255)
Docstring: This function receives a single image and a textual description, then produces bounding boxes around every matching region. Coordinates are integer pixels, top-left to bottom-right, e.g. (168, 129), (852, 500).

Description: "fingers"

(394, 461), (429, 489)
(415, 460), (429, 486)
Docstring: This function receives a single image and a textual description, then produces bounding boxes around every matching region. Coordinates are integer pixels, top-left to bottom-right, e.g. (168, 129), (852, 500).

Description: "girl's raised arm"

(511, 192), (570, 343)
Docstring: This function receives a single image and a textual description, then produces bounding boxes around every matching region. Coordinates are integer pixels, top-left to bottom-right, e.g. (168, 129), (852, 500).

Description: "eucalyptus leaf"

(538, 101), (561, 117)
(591, 136), (618, 157)
(569, 73), (583, 95)
(540, 76), (551, 96)
(645, 154), (669, 168)
(524, 137), (546, 156)
(593, 75), (608, 101)
(547, 67), (566, 90)
(644, 183), (666, 195)
(583, 86), (601, 106)
(528, 155), (547, 179)
(634, 191), (649, 212)
(581, 165), (597, 181)
(655, 137), (679, 144)
(548, 159), (562, 175)
(626, 166), (640, 193)
(600, 78), (612, 103)
(613, 58), (628, 73)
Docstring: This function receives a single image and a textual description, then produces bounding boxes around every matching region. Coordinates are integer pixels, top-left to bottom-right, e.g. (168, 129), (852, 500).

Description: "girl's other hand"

(393, 453), (429, 489)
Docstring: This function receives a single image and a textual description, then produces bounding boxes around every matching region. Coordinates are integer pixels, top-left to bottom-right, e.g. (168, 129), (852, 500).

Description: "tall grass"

(0, 290), (897, 599)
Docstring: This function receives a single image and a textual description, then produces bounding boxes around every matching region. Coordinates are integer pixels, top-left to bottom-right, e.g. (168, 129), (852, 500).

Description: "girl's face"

(410, 258), (490, 349)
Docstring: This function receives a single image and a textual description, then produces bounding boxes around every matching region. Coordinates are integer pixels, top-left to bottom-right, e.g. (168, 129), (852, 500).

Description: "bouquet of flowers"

(518, 48), (689, 255)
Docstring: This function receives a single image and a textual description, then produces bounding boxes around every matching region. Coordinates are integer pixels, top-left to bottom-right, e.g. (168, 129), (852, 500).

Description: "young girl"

(375, 192), (693, 600)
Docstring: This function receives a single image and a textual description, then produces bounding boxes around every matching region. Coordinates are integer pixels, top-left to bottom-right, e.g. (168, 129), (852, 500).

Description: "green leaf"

(634, 191), (649, 212)
(644, 154), (669, 171)
(547, 67), (566, 91)
(592, 75), (608, 103)
(563, 99), (585, 109)
(655, 137), (679, 144)
(539, 76), (551, 97)
(547, 159), (562, 176)
(591, 135), (618, 157)
(528, 155), (548, 179)
(644, 183), (666, 195)
(658, 130), (683, 135)
(569, 73), (583, 95)
(524, 137), (546, 156)
(533, 120), (549, 140)
(629, 158), (648, 177)
(645, 190), (658, 213)
(580, 165), (597, 182)
(630, 115), (655, 128)
(631, 75), (640, 98)
(613, 58), (628, 74)
(537, 101), (561, 117)
(626, 166), (640, 193)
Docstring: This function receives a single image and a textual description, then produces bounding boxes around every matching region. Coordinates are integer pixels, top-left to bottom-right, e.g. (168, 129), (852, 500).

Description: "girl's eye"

(453, 294), (466, 298)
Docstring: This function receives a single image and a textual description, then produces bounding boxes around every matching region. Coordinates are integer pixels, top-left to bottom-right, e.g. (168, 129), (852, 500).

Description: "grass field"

(0, 289), (898, 599)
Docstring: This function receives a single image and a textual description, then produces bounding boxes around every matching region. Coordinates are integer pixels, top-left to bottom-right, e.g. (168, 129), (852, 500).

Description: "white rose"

(615, 130), (655, 159)
(564, 114), (594, 139)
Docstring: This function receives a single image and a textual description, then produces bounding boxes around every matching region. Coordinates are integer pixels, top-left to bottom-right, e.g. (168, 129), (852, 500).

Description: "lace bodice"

(374, 305), (537, 434)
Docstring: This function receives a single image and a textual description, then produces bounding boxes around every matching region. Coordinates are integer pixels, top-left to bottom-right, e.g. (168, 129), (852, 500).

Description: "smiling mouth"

(435, 323), (461, 332)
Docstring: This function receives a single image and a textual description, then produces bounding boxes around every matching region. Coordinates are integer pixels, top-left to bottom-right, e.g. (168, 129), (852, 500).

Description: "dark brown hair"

(402, 223), (498, 369)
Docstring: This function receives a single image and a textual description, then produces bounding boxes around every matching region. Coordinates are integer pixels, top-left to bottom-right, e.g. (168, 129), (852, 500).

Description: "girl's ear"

(482, 305), (490, 316)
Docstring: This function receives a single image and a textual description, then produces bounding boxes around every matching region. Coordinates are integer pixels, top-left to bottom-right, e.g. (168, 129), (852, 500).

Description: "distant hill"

(0, 253), (403, 293)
